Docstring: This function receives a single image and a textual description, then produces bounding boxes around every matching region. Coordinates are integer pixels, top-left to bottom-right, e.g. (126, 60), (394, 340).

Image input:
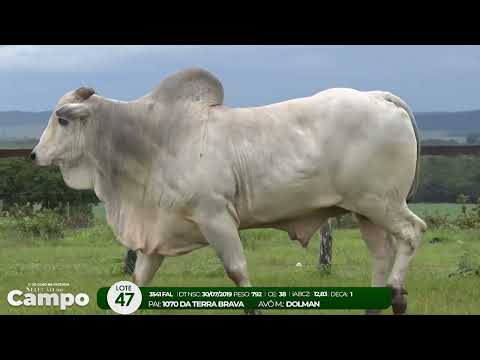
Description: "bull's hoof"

(365, 309), (382, 315)
(392, 302), (407, 315)
(390, 287), (408, 315)
(244, 309), (263, 315)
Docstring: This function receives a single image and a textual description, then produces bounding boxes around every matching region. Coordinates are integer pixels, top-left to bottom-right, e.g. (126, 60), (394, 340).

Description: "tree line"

(0, 155), (479, 209)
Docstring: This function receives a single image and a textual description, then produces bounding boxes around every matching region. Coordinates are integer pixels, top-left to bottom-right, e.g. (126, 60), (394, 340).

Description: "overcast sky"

(1, 45), (479, 112)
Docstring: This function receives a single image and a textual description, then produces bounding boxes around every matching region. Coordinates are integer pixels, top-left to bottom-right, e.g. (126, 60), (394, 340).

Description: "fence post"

(124, 250), (137, 275)
(319, 219), (333, 273)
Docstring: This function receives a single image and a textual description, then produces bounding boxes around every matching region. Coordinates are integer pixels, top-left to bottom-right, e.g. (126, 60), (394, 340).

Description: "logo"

(7, 282), (89, 310)
(107, 281), (142, 314)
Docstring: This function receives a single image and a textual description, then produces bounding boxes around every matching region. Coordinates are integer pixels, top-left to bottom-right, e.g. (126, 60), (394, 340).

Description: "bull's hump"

(146, 68), (224, 107)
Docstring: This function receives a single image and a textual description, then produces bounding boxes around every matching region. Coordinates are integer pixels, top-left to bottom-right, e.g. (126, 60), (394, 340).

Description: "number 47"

(115, 292), (134, 306)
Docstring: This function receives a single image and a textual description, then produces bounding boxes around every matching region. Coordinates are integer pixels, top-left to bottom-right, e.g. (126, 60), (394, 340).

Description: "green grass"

(1, 205), (480, 315)
(92, 204), (106, 221)
(94, 203), (475, 222)
(410, 203), (475, 220)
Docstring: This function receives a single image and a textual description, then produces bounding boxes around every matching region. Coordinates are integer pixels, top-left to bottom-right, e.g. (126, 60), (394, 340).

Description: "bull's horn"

(75, 87), (95, 100)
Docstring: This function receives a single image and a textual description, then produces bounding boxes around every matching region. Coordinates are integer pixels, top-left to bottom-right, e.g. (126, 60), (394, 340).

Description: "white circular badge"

(107, 281), (142, 315)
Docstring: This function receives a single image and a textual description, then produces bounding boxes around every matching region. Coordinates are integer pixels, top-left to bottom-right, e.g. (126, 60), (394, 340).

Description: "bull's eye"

(58, 117), (69, 126)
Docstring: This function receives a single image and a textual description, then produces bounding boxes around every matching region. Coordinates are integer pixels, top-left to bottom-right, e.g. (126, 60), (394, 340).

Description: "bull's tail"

(370, 91), (421, 201)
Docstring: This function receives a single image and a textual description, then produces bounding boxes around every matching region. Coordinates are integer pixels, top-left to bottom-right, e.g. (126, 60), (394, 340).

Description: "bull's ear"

(55, 103), (91, 121)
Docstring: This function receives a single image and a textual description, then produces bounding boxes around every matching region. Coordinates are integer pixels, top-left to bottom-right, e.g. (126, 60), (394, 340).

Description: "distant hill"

(415, 110), (480, 135)
(0, 109), (479, 141)
(0, 111), (50, 139)
(0, 111), (51, 125)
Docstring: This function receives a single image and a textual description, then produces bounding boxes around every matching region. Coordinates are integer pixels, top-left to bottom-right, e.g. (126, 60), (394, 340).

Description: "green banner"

(97, 287), (391, 310)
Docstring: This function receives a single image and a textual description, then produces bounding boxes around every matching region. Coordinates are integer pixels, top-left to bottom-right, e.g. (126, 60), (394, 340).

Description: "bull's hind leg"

(132, 251), (165, 286)
(356, 215), (395, 315)
(354, 196), (426, 315)
(385, 209), (426, 314)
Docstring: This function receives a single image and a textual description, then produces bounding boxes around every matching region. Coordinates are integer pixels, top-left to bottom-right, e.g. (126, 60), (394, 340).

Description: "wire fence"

(0, 193), (98, 212)
(0, 191), (94, 197)
(3, 145), (480, 158)
(0, 190), (98, 222)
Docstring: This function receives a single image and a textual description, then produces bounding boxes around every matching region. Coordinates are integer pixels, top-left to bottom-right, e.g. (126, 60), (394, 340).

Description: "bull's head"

(32, 86), (96, 189)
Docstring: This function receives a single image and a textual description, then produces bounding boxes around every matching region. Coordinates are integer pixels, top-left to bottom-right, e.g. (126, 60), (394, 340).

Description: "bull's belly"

(236, 178), (343, 228)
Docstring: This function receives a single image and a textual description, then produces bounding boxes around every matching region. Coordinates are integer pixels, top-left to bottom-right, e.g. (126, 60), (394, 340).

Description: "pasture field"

(0, 203), (479, 315)
(409, 203), (475, 220)
(90, 203), (476, 223)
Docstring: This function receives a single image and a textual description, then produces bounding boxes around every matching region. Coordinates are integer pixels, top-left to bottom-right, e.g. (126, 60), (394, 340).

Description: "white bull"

(32, 68), (426, 314)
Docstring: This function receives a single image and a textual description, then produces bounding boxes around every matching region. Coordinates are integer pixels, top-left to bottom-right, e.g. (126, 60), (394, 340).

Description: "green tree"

(0, 158), (99, 211)
(414, 156), (480, 203)
(466, 133), (480, 144)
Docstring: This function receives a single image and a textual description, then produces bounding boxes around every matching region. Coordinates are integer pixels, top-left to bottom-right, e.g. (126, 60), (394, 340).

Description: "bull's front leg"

(132, 251), (165, 286)
(194, 209), (261, 315)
